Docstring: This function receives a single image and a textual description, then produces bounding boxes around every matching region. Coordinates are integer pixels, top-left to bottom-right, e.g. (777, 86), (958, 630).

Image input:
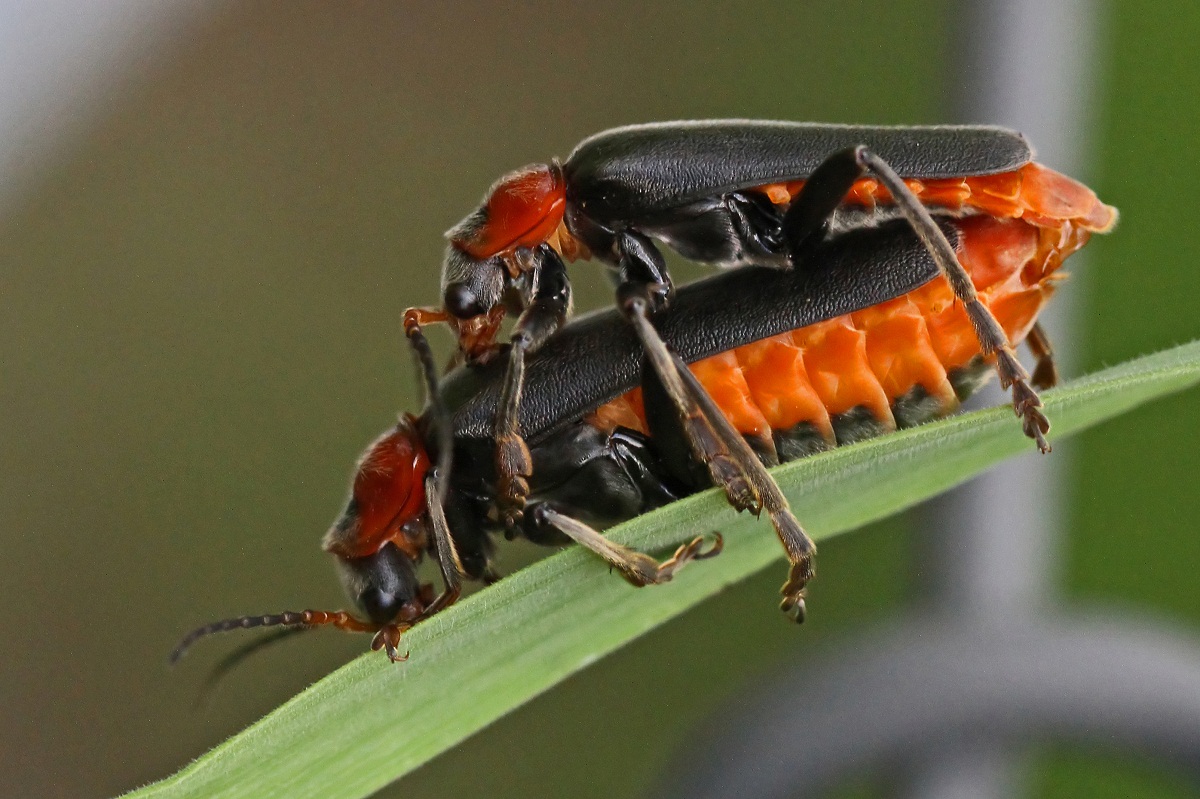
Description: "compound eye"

(444, 282), (486, 319)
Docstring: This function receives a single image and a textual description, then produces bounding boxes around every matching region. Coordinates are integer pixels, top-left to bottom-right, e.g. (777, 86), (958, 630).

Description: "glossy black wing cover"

(563, 120), (1031, 222)
(440, 219), (955, 443)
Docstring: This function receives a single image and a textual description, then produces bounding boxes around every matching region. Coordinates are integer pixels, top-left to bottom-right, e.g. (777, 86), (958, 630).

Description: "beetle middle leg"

(670, 353), (816, 621)
(617, 275), (816, 621)
(530, 504), (722, 586)
(617, 278), (760, 515)
(782, 145), (1052, 453)
(725, 191), (788, 261)
(614, 231), (760, 512)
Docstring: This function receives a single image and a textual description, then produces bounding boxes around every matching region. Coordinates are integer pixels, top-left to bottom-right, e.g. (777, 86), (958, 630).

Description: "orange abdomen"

(591, 211), (1100, 448)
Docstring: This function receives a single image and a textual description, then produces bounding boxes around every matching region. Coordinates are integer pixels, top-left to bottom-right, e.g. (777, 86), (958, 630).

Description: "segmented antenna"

(169, 609), (374, 664)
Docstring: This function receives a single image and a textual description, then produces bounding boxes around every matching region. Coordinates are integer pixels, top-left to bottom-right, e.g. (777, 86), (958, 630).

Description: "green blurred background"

(1, 2), (1198, 797)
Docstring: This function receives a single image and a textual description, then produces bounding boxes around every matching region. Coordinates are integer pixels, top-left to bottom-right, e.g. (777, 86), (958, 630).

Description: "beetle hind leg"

(857, 147), (1053, 452)
(531, 504), (722, 586)
(784, 145), (1053, 454)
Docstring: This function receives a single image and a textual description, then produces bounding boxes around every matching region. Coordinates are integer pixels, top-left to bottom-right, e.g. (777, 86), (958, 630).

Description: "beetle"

(172, 204), (1113, 663)
(404, 120), (1118, 529)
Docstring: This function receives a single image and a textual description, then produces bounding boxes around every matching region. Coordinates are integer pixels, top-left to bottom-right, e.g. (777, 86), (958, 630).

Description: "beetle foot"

(370, 625), (409, 663)
(621, 533), (724, 586)
(995, 349), (1051, 453)
(1008, 370), (1051, 454)
(779, 558), (814, 624)
(1020, 401), (1052, 454)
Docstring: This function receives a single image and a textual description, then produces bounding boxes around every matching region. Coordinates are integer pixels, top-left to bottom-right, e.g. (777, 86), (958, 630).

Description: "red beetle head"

(440, 163), (568, 358)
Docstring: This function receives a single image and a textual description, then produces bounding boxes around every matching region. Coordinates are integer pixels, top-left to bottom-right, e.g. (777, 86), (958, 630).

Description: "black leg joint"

(782, 145), (869, 261)
(725, 191), (787, 257)
(616, 230), (673, 313)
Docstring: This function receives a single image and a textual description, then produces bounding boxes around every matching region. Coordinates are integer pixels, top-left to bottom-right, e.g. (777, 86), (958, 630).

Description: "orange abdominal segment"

(690, 352), (771, 437)
(591, 213), (1092, 439)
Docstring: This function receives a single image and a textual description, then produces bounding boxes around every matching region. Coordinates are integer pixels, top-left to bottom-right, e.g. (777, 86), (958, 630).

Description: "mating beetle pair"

(174, 121), (1115, 662)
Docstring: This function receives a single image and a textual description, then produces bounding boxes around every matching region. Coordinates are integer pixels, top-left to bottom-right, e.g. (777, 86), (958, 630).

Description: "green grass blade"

(125, 341), (1200, 799)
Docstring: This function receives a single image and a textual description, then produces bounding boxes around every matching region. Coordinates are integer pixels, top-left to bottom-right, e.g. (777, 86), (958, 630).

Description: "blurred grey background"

(2, 2), (1198, 798)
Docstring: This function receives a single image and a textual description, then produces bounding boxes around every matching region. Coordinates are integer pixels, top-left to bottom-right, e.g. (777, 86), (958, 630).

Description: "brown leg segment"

(619, 284), (816, 621)
(421, 472), (464, 617)
(1026, 321), (1060, 390)
(533, 505), (722, 586)
(672, 355), (817, 622)
(620, 285), (762, 515)
(495, 338), (536, 525)
(494, 247), (572, 525)
(858, 149), (1052, 454)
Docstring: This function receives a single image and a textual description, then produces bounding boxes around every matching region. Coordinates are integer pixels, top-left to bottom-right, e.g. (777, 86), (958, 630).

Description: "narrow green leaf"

(126, 341), (1200, 799)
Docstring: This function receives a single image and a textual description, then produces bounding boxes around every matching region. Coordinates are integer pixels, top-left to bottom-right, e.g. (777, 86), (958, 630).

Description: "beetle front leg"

(783, 145), (1052, 453)
(405, 312), (473, 616)
(420, 472), (464, 617)
(496, 247), (572, 525)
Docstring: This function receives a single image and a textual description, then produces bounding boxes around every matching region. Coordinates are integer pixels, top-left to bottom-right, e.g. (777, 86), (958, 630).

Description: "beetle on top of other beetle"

(172, 191), (1115, 664)
(403, 120), (1117, 552)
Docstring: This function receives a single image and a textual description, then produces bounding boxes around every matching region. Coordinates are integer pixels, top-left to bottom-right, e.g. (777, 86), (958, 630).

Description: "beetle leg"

(531, 504), (722, 586)
(785, 146), (1052, 453)
(671, 354), (816, 622)
(496, 247), (573, 526)
(613, 231), (819, 609)
(725, 191), (788, 259)
(1026, 321), (1059, 390)
(615, 230), (759, 510)
(404, 309), (474, 588)
(404, 311), (454, 485)
(858, 148), (1050, 453)
(615, 229), (674, 311)
(781, 145), (870, 257)
(420, 472), (464, 617)
(618, 281), (761, 516)
(407, 311), (498, 604)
